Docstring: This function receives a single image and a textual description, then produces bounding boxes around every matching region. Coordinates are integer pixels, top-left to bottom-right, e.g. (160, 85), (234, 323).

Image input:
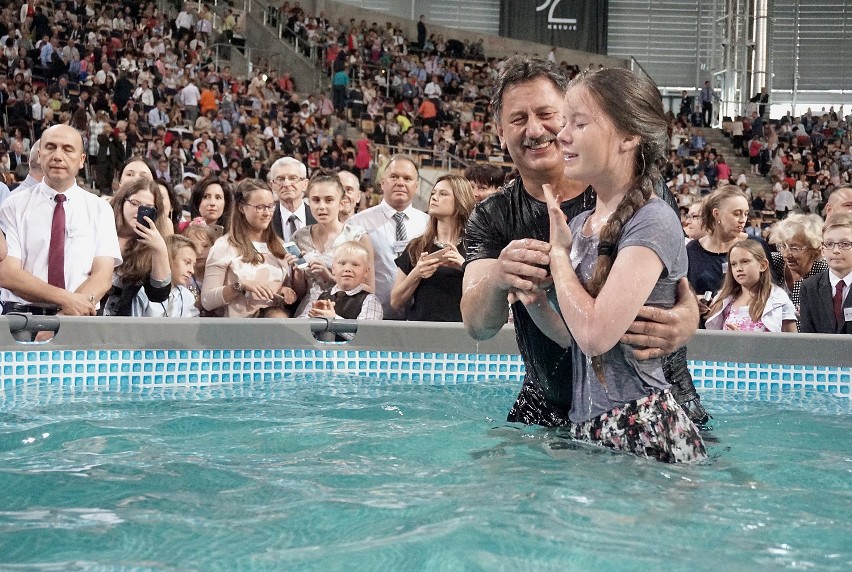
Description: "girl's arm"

(200, 240), (239, 310)
(781, 319), (798, 333)
(508, 287), (572, 348)
(544, 184), (664, 357)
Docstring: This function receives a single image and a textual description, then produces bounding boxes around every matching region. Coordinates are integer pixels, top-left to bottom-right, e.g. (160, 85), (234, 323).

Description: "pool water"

(0, 376), (850, 570)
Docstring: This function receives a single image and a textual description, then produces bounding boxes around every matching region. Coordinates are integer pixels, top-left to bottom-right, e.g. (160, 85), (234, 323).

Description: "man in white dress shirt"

(179, 78), (201, 126)
(269, 157), (316, 241)
(148, 99), (169, 130)
(349, 154), (428, 319)
(0, 124), (121, 316)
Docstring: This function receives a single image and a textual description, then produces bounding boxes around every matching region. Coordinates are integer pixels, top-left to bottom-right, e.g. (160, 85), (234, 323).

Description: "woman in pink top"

(201, 179), (305, 317)
(354, 135), (372, 171)
(716, 155), (731, 185)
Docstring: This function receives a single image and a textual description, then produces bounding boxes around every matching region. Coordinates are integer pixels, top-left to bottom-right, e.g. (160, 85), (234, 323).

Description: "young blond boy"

(799, 213), (852, 333)
(137, 235), (201, 317)
(305, 241), (383, 322)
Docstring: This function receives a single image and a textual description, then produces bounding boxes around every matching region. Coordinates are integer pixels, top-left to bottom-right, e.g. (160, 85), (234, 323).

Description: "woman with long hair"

(118, 156), (179, 235)
(517, 68), (706, 462)
(189, 175), (233, 231)
(292, 173), (374, 316)
(102, 177), (172, 316)
(389, 174), (474, 321)
(686, 185), (752, 316)
(201, 179), (304, 317)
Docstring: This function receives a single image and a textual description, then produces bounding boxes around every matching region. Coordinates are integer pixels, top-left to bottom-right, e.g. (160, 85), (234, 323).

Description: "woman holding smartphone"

(102, 177), (172, 316)
(292, 173), (375, 316)
(187, 176), (234, 233)
(201, 179), (304, 318)
(390, 175), (474, 321)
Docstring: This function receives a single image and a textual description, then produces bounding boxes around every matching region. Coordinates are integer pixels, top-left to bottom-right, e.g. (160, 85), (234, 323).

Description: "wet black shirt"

(464, 179), (595, 422)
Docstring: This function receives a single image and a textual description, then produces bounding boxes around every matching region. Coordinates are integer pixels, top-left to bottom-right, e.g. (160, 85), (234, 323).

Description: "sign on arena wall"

(499, 0), (608, 54)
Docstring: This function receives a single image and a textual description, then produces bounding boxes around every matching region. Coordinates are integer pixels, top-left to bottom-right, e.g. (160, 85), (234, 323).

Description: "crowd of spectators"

(666, 94), (852, 333)
(665, 87), (851, 232)
(0, 0), (850, 339)
(0, 0), (579, 210)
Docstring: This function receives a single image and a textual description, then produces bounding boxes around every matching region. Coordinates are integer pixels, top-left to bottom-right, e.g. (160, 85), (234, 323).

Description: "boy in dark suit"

(799, 213), (852, 334)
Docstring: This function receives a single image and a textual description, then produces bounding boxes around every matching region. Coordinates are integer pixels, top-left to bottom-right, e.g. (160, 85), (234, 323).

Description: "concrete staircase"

(702, 129), (774, 199)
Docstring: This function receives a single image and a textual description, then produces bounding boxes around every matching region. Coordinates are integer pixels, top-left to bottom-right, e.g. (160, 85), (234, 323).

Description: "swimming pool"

(1, 318), (850, 569)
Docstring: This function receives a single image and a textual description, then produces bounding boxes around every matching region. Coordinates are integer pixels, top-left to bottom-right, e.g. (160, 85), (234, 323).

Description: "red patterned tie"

(48, 194), (67, 289)
(834, 280), (846, 327)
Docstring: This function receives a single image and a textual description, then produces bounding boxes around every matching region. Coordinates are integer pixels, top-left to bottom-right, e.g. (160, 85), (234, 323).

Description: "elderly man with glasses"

(268, 157), (316, 241)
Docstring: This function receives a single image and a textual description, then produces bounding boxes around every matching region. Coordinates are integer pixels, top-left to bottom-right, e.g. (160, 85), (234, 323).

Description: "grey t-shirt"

(553, 198), (687, 423)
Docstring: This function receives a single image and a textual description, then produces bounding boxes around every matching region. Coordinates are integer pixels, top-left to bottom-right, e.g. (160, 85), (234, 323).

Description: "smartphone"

(283, 242), (309, 269)
(423, 245), (452, 261)
(136, 205), (158, 228)
(209, 224), (225, 239)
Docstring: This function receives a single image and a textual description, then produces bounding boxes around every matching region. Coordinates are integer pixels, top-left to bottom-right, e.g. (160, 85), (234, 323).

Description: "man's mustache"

(522, 134), (557, 147)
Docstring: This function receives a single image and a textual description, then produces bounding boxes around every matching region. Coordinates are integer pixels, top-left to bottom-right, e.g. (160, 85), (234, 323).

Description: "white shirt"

(175, 10), (194, 30)
(148, 106), (169, 128)
(180, 83), (200, 106)
(424, 81), (442, 98)
(0, 182), (122, 305)
(775, 189), (796, 211)
(137, 284), (199, 317)
(0, 181), (10, 208)
(279, 201), (308, 242)
(349, 200), (429, 319)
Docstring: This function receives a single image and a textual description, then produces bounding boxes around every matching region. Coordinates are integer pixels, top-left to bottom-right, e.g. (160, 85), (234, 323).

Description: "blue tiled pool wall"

(0, 349), (850, 398)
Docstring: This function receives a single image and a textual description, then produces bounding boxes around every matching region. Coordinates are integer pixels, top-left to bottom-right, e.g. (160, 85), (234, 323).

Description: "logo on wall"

(536, 0), (577, 31)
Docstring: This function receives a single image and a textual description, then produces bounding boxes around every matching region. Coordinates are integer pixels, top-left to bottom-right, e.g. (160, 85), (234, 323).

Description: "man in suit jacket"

(799, 213), (852, 334)
(268, 157), (315, 241)
(111, 131), (134, 167)
(8, 141), (27, 172)
(371, 116), (388, 145)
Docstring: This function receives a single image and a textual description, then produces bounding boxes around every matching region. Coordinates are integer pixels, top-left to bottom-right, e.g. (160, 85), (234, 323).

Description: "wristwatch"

(231, 281), (245, 294)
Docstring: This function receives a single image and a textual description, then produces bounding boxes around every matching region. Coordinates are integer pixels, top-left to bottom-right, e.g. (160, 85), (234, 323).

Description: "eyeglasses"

(271, 175), (303, 185)
(822, 241), (852, 251)
(779, 243), (810, 254)
(243, 202), (276, 213)
(125, 198), (155, 209)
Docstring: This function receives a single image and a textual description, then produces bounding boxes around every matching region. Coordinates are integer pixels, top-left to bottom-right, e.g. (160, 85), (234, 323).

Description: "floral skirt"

(560, 390), (707, 464)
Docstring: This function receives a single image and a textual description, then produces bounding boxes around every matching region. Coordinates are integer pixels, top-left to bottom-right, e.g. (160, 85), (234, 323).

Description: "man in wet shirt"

(461, 56), (704, 426)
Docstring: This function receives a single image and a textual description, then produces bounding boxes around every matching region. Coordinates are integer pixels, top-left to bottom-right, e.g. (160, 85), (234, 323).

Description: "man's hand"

(60, 292), (97, 316)
(621, 277), (699, 359)
(494, 238), (551, 293)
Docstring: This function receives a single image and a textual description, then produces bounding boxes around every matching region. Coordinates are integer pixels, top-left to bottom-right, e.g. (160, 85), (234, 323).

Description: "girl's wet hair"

(569, 68), (669, 301)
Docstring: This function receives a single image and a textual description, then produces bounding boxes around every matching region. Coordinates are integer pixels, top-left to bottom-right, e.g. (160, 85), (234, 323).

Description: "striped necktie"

(393, 212), (407, 242)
